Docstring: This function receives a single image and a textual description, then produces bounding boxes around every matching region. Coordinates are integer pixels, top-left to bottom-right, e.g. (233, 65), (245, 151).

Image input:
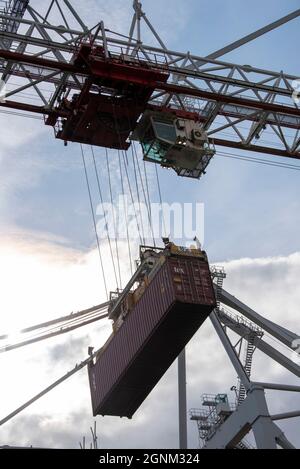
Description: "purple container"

(88, 255), (216, 418)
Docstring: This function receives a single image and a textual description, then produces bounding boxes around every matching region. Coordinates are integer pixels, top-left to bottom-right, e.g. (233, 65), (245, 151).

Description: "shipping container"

(88, 251), (216, 419)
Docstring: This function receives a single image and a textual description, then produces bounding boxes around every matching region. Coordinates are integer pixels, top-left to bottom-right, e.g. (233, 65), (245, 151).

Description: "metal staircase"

(236, 440), (253, 450)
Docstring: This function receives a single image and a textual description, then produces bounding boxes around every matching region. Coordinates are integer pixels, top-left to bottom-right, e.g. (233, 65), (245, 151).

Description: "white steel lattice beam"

(0, 3), (299, 160)
(219, 287), (299, 348)
(218, 308), (300, 378)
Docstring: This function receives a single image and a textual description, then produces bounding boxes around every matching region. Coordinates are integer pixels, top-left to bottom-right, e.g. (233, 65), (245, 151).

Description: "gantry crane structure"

(0, 1), (299, 178)
(0, 266), (299, 449)
(0, 0), (300, 450)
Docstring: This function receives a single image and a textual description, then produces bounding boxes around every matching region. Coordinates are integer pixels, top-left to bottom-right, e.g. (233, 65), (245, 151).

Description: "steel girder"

(218, 308), (300, 377)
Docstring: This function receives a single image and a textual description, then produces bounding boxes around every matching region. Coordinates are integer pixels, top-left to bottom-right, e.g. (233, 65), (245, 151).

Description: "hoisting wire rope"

(105, 148), (122, 289)
(132, 142), (157, 247)
(80, 144), (108, 299)
(111, 98), (154, 247)
(155, 164), (168, 238)
(0, 109), (43, 120)
(220, 306), (299, 366)
(118, 150), (134, 276)
(134, 147), (156, 246)
(0, 302), (109, 341)
(91, 146), (120, 290)
(120, 151), (144, 246)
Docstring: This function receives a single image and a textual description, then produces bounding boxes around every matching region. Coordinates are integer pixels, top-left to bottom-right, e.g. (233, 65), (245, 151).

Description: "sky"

(0, 0), (299, 449)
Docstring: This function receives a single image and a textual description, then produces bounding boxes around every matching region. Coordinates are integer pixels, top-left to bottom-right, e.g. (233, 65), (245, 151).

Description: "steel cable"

(80, 144), (108, 299)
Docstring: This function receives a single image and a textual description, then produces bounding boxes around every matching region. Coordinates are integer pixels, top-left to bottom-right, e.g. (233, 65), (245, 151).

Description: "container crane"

(0, 0), (300, 451)
(0, 259), (299, 449)
(0, 1), (299, 178)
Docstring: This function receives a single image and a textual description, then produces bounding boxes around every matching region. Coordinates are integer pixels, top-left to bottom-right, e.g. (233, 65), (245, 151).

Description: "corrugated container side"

(89, 255), (216, 418)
